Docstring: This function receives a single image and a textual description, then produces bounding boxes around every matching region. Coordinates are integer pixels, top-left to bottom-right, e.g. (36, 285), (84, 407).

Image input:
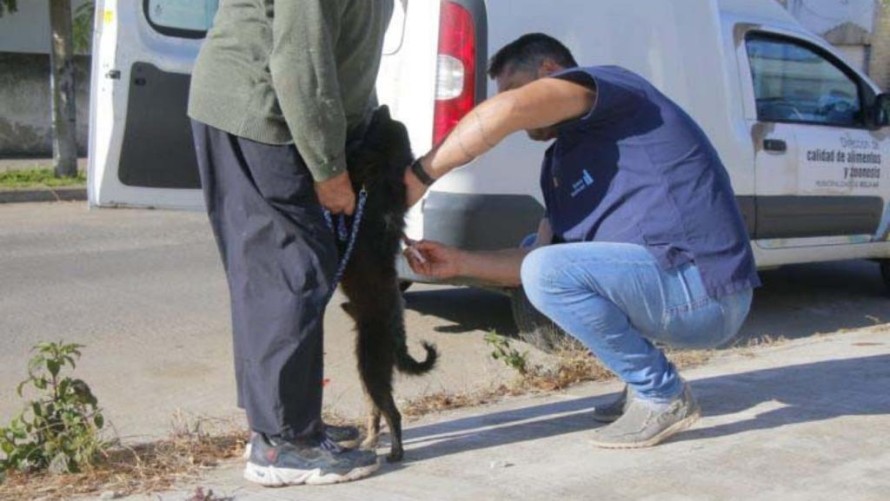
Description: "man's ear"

(538, 58), (563, 78)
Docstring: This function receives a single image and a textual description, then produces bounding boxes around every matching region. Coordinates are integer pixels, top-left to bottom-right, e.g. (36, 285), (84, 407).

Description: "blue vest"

(541, 66), (760, 297)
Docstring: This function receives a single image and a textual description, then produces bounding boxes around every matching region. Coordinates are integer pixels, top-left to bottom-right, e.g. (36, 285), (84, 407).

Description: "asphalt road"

(1, 202), (888, 443)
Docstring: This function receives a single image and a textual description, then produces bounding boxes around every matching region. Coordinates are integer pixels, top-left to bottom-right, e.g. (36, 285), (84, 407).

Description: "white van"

(89, 0), (890, 345)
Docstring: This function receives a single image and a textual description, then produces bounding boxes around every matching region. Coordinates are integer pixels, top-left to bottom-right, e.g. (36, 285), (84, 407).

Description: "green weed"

(0, 169), (86, 189)
(0, 342), (107, 475)
(484, 332), (531, 375)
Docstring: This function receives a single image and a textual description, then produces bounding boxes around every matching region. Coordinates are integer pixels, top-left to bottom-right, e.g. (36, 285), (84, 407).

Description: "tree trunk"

(49, 0), (78, 178)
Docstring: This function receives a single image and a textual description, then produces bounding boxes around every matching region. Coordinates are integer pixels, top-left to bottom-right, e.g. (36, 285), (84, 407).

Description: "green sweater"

(188, 0), (394, 182)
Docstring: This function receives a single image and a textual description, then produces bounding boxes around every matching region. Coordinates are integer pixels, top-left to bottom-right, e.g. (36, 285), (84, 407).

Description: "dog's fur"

(339, 106), (438, 462)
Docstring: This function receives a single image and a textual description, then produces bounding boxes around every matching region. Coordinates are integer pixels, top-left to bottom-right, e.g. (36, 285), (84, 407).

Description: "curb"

(0, 187), (87, 204)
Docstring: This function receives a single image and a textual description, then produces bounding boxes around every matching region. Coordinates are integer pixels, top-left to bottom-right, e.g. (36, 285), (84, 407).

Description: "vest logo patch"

(570, 169), (595, 198)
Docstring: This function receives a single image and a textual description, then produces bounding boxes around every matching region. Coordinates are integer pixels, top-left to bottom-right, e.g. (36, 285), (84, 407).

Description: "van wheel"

(880, 261), (890, 292)
(509, 287), (583, 353)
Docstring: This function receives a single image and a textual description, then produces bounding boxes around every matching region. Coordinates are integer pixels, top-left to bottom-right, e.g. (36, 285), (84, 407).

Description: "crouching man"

(403, 34), (760, 448)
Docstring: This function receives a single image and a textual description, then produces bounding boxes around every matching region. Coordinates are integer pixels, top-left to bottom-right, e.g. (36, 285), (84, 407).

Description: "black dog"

(338, 106), (438, 462)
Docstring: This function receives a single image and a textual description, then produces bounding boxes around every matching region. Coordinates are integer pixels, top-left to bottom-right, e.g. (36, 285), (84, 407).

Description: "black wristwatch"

(410, 158), (436, 186)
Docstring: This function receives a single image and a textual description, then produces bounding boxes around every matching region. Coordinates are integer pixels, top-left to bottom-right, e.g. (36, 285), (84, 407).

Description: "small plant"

(484, 332), (530, 375)
(0, 0), (17, 18)
(0, 342), (107, 475)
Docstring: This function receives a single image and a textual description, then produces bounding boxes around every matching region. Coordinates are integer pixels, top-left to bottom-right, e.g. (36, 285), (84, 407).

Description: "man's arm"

(405, 242), (529, 287)
(532, 217), (553, 248)
(271, 1), (347, 182)
(270, 1), (358, 213)
(406, 219), (553, 287)
(406, 77), (596, 206)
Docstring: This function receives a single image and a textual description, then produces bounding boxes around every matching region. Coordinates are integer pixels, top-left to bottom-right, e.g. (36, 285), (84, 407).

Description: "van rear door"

(88, 0), (216, 209)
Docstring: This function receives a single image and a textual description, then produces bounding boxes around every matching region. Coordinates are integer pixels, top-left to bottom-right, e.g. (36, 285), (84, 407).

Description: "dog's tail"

(396, 341), (438, 375)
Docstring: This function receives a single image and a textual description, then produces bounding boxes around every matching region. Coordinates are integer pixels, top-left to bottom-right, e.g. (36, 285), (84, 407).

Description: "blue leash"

(323, 187), (368, 288)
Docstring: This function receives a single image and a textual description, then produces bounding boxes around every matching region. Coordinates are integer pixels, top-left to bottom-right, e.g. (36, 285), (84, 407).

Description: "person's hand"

(404, 164), (430, 208)
(404, 239), (463, 279)
(315, 171), (355, 215)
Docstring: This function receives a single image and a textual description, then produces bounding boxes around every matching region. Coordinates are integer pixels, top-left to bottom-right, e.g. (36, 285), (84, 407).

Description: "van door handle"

(763, 139), (787, 153)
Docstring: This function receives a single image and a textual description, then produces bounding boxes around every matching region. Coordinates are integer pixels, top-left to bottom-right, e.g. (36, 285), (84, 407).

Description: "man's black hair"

(488, 33), (578, 79)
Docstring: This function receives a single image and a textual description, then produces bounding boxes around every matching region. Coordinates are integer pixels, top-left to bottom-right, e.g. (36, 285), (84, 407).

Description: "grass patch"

(401, 346), (616, 418)
(403, 391), (499, 418)
(0, 169), (86, 189)
(728, 334), (789, 358)
(0, 413), (248, 500)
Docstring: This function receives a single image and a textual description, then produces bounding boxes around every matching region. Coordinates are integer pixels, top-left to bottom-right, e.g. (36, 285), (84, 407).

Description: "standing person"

(188, 0), (394, 486)
(404, 33), (760, 448)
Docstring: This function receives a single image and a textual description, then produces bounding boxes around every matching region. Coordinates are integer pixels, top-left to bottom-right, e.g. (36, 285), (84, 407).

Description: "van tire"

(509, 287), (582, 353)
(880, 260), (890, 292)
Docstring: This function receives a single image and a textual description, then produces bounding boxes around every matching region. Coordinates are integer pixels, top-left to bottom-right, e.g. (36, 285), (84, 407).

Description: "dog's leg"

(360, 377), (403, 462)
(376, 393), (403, 462)
(347, 282), (404, 460)
(356, 338), (405, 462)
(362, 407), (382, 450)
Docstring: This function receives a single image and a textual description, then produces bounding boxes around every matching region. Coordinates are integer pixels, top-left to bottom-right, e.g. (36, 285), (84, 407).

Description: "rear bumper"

(397, 191), (544, 283)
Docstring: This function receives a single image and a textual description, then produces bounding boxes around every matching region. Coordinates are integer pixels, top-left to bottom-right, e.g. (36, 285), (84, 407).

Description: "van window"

(746, 35), (862, 127)
(145, 0), (219, 38)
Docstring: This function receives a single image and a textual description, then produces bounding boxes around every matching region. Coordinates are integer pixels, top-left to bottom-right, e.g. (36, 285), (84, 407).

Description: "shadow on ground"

(404, 286), (517, 336)
(738, 259), (889, 342)
(404, 259), (890, 343)
(398, 353), (889, 461)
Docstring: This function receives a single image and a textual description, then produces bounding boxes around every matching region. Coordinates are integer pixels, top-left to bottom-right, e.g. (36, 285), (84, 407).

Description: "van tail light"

(433, 1), (476, 146)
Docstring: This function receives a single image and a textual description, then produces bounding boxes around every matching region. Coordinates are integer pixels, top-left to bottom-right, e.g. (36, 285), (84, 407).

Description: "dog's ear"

(364, 105), (392, 141)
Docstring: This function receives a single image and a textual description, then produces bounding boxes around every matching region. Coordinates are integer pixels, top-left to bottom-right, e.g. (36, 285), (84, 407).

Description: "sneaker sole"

(590, 412), (621, 424)
(242, 438), (362, 460)
(589, 410), (701, 449)
(243, 459), (381, 487)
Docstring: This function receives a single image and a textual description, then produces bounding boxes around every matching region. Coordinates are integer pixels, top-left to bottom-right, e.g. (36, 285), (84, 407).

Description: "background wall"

(0, 53), (90, 157)
(780, 0), (890, 89)
(870, 2), (890, 89)
(0, 0), (92, 157)
(0, 0), (92, 54)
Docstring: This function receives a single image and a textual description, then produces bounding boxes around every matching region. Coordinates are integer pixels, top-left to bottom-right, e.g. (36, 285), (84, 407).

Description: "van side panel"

(421, 0), (753, 253)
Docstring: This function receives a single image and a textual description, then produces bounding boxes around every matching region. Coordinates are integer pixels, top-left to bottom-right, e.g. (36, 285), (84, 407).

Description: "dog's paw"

(386, 448), (404, 463)
(361, 435), (380, 450)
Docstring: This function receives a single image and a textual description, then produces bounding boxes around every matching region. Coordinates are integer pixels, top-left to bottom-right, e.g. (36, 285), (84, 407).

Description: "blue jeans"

(520, 242), (752, 403)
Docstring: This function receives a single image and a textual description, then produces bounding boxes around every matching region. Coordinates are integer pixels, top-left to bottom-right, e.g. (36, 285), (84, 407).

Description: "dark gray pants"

(191, 120), (337, 440)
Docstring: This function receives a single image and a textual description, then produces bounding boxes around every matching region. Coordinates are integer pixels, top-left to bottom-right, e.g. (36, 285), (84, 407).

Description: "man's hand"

(404, 166), (430, 209)
(404, 240), (463, 279)
(315, 171), (355, 215)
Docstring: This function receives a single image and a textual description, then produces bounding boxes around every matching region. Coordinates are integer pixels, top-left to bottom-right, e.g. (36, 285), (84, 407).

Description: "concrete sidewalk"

(134, 326), (889, 500)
